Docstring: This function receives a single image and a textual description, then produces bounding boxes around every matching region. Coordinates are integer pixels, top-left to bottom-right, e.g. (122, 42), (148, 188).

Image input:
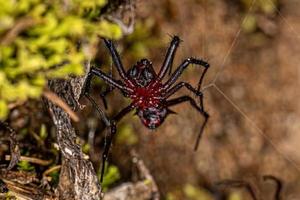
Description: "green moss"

(82, 143), (90, 154)
(242, 14), (257, 33)
(183, 184), (213, 200)
(228, 192), (243, 200)
(240, 0), (278, 14)
(49, 168), (60, 186)
(116, 123), (138, 145)
(101, 164), (121, 191)
(17, 160), (35, 172)
(0, 100), (8, 119)
(125, 18), (162, 59)
(166, 193), (177, 200)
(0, 0), (122, 119)
(239, 0), (278, 33)
(39, 124), (47, 140)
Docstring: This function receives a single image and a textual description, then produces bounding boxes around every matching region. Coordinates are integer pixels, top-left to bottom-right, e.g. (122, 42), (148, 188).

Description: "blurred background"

(110, 0), (300, 199)
(1, 0), (300, 199)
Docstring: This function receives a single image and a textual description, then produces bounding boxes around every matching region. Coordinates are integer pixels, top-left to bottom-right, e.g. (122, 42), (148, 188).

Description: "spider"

(82, 36), (210, 182)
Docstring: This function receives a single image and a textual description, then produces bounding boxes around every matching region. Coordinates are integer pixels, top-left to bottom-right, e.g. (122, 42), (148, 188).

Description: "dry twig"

(43, 89), (79, 122)
(0, 17), (35, 45)
(5, 155), (52, 166)
(0, 121), (20, 170)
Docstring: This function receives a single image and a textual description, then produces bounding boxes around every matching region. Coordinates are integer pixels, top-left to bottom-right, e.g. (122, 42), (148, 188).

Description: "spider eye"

(129, 67), (138, 77)
(143, 69), (153, 80)
(141, 59), (149, 65)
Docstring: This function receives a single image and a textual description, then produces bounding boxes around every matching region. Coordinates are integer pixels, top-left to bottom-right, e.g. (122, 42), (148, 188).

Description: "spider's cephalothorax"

(82, 35), (210, 183)
(127, 58), (168, 128)
(128, 59), (156, 87)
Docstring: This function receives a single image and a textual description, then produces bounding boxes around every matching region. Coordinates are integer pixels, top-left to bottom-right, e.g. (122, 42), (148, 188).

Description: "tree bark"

(46, 65), (102, 200)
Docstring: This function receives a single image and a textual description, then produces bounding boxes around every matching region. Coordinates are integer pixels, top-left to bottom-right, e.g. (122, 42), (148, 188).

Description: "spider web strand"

(265, 0), (300, 41)
(212, 0), (257, 84)
(212, 83), (300, 173)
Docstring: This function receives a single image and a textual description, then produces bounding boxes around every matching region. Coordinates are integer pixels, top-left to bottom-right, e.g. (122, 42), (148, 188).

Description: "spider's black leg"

(83, 68), (116, 109)
(83, 67), (133, 95)
(99, 104), (135, 183)
(100, 70), (115, 109)
(84, 93), (111, 127)
(263, 175), (282, 200)
(216, 180), (257, 200)
(166, 96), (209, 150)
(100, 86), (115, 109)
(81, 68), (110, 125)
(163, 58), (209, 91)
(103, 39), (134, 86)
(163, 82), (205, 108)
(197, 65), (209, 92)
(157, 36), (180, 80)
(83, 90), (112, 184)
(81, 66), (135, 183)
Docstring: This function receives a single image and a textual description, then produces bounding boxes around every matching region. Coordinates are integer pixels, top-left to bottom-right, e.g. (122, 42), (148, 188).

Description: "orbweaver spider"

(82, 36), (210, 182)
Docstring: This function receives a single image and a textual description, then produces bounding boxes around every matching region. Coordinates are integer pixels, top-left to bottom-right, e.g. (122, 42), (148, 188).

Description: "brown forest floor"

(115, 0), (300, 199)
